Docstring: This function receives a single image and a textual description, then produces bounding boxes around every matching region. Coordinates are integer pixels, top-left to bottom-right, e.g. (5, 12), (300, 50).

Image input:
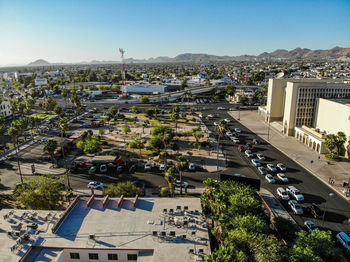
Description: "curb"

(236, 117), (350, 202)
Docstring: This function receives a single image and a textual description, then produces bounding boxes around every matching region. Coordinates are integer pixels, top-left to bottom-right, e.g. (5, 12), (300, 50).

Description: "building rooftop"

(329, 98), (350, 107)
(0, 197), (210, 262)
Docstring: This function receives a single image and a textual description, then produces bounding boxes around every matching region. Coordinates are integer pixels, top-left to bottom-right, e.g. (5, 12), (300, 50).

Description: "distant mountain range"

(22, 46), (350, 67)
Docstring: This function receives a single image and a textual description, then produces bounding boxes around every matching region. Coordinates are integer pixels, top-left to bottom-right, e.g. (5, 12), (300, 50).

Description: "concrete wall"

(61, 249), (142, 262)
(266, 79), (286, 122)
(315, 98), (350, 157)
(282, 82), (298, 136)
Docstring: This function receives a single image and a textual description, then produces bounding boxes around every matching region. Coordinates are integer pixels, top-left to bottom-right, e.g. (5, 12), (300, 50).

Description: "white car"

(245, 150), (254, 157)
(207, 114), (213, 118)
(159, 163), (167, 171)
(88, 181), (104, 189)
(276, 187), (289, 200)
(288, 200), (303, 215)
(266, 164), (277, 172)
(175, 180), (189, 187)
(224, 118), (231, 123)
(188, 163), (196, 171)
(265, 174), (275, 183)
(144, 163), (152, 171)
(213, 122), (218, 126)
(234, 128), (241, 133)
(258, 167), (268, 175)
(226, 131), (233, 137)
(277, 163), (287, 172)
(217, 107), (225, 110)
(232, 139), (240, 144)
(277, 173), (288, 182)
(286, 186), (304, 201)
(256, 154), (265, 160)
(251, 159), (261, 166)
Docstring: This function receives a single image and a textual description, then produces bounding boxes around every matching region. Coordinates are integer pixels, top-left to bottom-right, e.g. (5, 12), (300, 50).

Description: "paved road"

(199, 101), (350, 236)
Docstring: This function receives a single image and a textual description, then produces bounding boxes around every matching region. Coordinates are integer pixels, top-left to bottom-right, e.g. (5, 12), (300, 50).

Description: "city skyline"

(0, 0), (349, 65)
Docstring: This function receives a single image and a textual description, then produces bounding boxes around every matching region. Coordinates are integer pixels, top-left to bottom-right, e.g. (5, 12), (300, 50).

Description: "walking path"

(229, 110), (350, 201)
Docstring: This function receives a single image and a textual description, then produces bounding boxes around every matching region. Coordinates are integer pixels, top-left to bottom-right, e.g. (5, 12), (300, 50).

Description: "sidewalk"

(229, 110), (350, 201)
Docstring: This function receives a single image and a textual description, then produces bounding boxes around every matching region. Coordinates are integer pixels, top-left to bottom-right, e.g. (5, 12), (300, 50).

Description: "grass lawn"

(31, 113), (56, 120)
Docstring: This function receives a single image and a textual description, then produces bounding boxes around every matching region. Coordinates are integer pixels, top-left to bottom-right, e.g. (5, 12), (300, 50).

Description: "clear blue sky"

(0, 0), (349, 65)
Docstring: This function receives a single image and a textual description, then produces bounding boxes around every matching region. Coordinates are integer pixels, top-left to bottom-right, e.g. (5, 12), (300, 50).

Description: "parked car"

(306, 204), (324, 219)
(267, 164), (277, 172)
(304, 221), (317, 233)
(88, 181), (104, 189)
(116, 165), (123, 173)
(217, 107), (225, 110)
(100, 164), (107, 173)
(276, 187), (289, 200)
(159, 163), (167, 171)
(89, 166), (97, 174)
(286, 186), (304, 201)
(175, 180), (188, 188)
(144, 162), (152, 171)
(277, 173), (288, 182)
(226, 131), (233, 137)
(245, 150), (254, 158)
(188, 163), (196, 171)
(277, 163), (287, 172)
(238, 145), (245, 152)
(234, 128), (241, 133)
(258, 167), (268, 175)
(288, 200), (303, 214)
(265, 174), (275, 183)
(251, 159), (261, 166)
(232, 139), (240, 144)
(253, 139), (260, 145)
(41, 137), (47, 143)
(224, 118), (230, 123)
(229, 107), (237, 111)
(245, 142), (252, 149)
(256, 154), (265, 160)
(213, 122), (218, 126)
(336, 232), (350, 252)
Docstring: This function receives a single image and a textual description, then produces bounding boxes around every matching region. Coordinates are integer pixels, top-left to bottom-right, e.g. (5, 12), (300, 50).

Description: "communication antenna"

(119, 48), (126, 86)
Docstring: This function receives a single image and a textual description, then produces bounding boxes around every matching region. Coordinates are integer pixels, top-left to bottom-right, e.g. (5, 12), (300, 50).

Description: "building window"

(127, 254), (138, 260)
(70, 253), (80, 259)
(108, 254), (118, 260)
(89, 253), (99, 260)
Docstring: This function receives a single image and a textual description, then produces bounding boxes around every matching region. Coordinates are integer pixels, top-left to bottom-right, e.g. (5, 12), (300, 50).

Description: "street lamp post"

(323, 192), (334, 226)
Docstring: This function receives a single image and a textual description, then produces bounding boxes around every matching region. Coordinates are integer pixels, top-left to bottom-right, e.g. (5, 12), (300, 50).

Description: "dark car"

(246, 142), (253, 149)
(307, 204), (324, 219)
(253, 139), (260, 145)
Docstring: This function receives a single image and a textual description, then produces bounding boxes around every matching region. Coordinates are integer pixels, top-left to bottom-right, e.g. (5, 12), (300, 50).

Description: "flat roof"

(0, 198), (210, 262)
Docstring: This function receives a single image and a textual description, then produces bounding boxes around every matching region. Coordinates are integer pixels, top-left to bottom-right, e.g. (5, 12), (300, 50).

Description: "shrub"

(160, 187), (170, 197)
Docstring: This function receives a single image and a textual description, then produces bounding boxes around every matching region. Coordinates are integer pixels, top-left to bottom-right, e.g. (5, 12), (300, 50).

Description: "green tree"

(131, 106), (140, 113)
(122, 125), (131, 134)
(15, 176), (63, 210)
(206, 245), (248, 262)
(0, 115), (7, 151)
(42, 97), (57, 112)
(9, 120), (23, 183)
(289, 230), (343, 262)
(215, 119), (228, 172)
(170, 112), (180, 134)
(142, 120), (150, 133)
(82, 135), (102, 154)
(54, 105), (65, 118)
(98, 128), (104, 137)
(239, 96), (248, 105)
(128, 137), (145, 157)
(145, 108), (156, 118)
(165, 167), (176, 196)
(180, 79), (187, 90)
(103, 182), (140, 197)
(176, 155), (188, 195)
(43, 138), (58, 166)
(325, 132), (347, 155)
(58, 118), (69, 137)
(140, 96), (149, 103)
(225, 85), (236, 96)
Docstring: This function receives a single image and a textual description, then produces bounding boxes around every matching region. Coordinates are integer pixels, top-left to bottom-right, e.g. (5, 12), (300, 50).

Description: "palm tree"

(171, 112), (180, 135)
(9, 121), (23, 183)
(215, 119), (228, 176)
(176, 155), (188, 195)
(58, 118), (70, 187)
(165, 167), (176, 197)
(43, 138), (58, 167)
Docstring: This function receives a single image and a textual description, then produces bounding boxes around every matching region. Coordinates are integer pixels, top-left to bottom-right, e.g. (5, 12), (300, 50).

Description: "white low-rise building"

(0, 100), (11, 117)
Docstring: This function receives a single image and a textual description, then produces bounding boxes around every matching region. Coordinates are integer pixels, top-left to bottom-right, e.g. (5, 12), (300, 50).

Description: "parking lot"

(199, 102), (350, 236)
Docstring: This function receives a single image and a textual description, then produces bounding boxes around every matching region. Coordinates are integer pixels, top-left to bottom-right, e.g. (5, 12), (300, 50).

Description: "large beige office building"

(260, 78), (350, 156)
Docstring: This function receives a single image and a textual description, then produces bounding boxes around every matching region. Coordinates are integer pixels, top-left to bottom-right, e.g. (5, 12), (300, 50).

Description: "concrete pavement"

(230, 110), (350, 201)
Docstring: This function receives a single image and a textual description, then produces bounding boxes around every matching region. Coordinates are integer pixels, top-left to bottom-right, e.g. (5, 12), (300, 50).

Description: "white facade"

(0, 100), (11, 117)
(122, 84), (166, 94)
(35, 78), (48, 86)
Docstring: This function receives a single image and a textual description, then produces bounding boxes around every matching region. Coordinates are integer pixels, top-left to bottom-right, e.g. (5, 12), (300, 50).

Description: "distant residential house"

(35, 78), (48, 86)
